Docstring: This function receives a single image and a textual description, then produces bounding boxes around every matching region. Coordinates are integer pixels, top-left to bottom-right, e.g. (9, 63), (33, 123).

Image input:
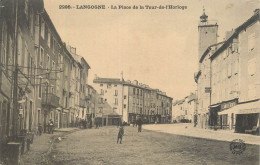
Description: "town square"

(0, 0), (259, 164)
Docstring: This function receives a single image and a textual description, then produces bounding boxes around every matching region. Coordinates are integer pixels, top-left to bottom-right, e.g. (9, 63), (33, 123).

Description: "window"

(29, 55), (33, 77)
(231, 40), (238, 53)
(124, 95), (126, 99)
(100, 84), (103, 87)
(39, 47), (44, 67)
(17, 32), (23, 66)
(24, 0), (29, 19)
(233, 60), (239, 75)
(124, 104), (126, 108)
(107, 83), (111, 89)
(24, 43), (29, 74)
(114, 98), (118, 105)
(37, 109), (41, 124)
(40, 18), (45, 39)
(133, 88), (135, 95)
(100, 89), (104, 95)
(52, 61), (55, 70)
(99, 98), (103, 104)
(47, 30), (51, 48)
(51, 38), (55, 52)
(1, 21), (7, 69)
(248, 58), (256, 76)
(114, 90), (118, 96)
(47, 54), (50, 70)
(30, 11), (34, 35)
(39, 77), (42, 98)
(226, 48), (229, 57)
(7, 36), (13, 76)
(248, 32), (255, 52)
(99, 107), (103, 113)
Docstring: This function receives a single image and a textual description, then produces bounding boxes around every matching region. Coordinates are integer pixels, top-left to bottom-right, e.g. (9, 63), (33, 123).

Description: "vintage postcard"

(0, 0), (259, 164)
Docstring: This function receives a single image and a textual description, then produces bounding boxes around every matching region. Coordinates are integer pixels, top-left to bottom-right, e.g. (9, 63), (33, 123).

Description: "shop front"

(210, 99), (238, 130)
(218, 100), (260, 134)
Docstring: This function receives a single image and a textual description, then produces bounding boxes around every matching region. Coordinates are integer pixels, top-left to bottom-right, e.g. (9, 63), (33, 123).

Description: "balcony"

(42, 93), (60, 108)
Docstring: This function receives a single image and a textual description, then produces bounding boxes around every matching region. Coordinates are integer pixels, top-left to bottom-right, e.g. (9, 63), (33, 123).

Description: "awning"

(218, 100), (260, 115)
(210, 104), (221, 108)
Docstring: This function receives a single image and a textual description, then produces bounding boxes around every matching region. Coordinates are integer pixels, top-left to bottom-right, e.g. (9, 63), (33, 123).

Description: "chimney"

(133, 80), (138, 85)
(71, 47), (76, 54)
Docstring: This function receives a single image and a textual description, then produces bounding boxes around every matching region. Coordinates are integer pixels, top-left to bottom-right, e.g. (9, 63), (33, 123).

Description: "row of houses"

(172, 93), (196, 123)
(0, 0), (91, 147)
(194, 9), (260, 133)
(89, 77), (173, 126)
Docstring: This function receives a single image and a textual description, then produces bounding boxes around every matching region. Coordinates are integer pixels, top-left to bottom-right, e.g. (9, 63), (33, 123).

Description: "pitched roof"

(210, 9), (260, 61)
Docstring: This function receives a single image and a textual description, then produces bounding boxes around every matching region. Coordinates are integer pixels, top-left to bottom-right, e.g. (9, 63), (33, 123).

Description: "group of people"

(80, 119), (88, 129)
(80, 119), (103, 129)
(38, 119), (54, 135)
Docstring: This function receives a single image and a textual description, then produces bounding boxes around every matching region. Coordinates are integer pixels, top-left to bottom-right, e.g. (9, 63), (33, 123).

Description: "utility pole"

(12, 0), (19, 137)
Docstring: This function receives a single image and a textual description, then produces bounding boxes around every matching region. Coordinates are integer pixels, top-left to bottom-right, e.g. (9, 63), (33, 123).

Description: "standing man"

(117, 125), (124, 144)
(49, 119), (54, 134)
(137, 118), (143, 132)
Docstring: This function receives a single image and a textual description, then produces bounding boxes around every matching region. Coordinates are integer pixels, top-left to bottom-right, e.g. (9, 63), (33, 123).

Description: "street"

(25, 125), (259, 165)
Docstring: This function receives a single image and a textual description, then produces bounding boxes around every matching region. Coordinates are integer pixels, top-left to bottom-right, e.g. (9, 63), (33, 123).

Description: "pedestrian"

(38, 123), (43, 136)
(117, 125), (124, 144)
(133, 120), (135, 127)
(89, 120), (92, 129)
(99, 120), (102, 127)
(95, 120), (98, 129)
(137, 119), (143, 132)
(83, 119), (87, 129)
(49, 119), (54, 134)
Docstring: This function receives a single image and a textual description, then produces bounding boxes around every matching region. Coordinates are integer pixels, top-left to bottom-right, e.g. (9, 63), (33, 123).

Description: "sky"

(44, 0), (259, 100)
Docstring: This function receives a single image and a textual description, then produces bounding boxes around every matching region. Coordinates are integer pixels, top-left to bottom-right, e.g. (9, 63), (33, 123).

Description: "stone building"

(195, 8), (260, 132)
(172, 93), (197, 123)
(210, 9), (260, 132)
(0, 0), (90, 158)
(93, 77), (173, 125)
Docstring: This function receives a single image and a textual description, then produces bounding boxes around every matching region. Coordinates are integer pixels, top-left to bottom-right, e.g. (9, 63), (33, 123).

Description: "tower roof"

(200, 8), (208, 22)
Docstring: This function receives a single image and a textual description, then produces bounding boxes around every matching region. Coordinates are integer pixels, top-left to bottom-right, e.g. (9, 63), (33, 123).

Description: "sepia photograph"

(0, 0), (259, 164)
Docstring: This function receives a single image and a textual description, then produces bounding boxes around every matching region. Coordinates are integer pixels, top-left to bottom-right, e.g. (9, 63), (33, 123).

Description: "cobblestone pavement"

(42, 126), (259, 165)
(143, 123), (260, 145)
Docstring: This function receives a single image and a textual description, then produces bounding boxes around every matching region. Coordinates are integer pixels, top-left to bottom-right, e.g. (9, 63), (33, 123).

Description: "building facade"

(172, 93), (196, 123)
(93, 77), (173, 125)
(0, 0), (90, 156)
(210, 10), (260, 132)
(195, 9), (260, 133)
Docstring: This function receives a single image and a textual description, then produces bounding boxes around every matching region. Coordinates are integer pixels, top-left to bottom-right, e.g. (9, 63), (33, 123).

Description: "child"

(117, 126), (124, 144)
